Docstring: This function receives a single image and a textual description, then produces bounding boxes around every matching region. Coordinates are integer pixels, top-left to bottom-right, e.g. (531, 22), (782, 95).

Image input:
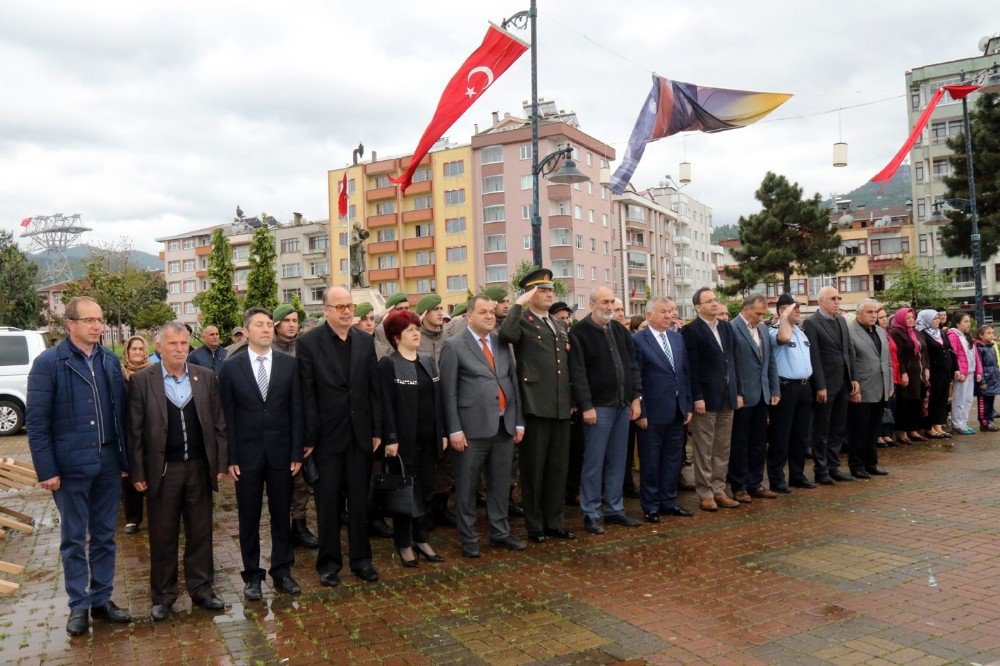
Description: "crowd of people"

(25, 273), (999, 635)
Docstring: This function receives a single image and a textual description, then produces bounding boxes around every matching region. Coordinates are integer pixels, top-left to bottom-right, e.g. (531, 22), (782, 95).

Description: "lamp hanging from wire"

(679, 134), (692, 184)
(833, 108), (848, 167)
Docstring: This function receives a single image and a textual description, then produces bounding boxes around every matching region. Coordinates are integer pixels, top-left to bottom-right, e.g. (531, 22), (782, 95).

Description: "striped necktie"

(256, 355), (269, 401)
(659, 332), (674, 369)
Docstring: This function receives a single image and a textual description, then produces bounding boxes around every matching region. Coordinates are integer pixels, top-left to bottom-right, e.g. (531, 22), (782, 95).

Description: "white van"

(0, 327), (48, 436)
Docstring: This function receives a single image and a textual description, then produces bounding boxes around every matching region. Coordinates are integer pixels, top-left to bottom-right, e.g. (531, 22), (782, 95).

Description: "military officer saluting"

(497, 268), (575, 542)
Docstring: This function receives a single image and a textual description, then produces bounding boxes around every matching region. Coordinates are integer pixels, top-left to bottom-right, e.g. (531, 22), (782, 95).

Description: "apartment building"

(326, 142), (477, 312)
(610, 190), (678, 317)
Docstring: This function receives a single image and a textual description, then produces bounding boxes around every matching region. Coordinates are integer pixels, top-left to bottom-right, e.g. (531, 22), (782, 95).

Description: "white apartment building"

(610, 190), (678, 317)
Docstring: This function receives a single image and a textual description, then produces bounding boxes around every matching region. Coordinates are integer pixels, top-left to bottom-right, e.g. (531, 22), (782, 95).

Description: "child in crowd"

(975, 324), (1000, 432)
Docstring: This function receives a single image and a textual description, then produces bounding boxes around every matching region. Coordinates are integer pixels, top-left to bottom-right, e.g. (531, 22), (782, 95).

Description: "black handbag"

(369, 456), (424, 518)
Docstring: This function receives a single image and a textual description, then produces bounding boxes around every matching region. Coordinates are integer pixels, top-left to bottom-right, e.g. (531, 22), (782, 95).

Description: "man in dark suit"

(847, 299), (892, 478)
(497, 268), (574, 543)
(681, 288), (742, 512)
(633, 296), (693, 522)
(440, 294), (525, 558)
(187, 325), (227, 377)
(220, 307), (304, 601)
(128, 321), (228, 621)
(297, 286), (382, 585)
(802, 286), (860, 484)
(729, 293), (781, 502)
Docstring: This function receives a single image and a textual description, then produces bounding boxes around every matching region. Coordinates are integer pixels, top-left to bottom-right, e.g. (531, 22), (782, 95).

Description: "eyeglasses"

(828, 296), (843, 301)
(70, 317), (105, 326)
(323, 303), (356, 313)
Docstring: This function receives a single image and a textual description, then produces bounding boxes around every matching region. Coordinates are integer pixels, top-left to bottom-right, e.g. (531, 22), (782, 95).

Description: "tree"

(133, 301), (176, 331)
(722, 172), (854, 295)
(290, 292), (306, 323)
(879, 256), (953, 311)
(0, 230), (43, 329)
(508, 260), (568, 297)
(941, 93), (1000, 259)
(196, 228), (241, 335)
(243, 224), (278, 312)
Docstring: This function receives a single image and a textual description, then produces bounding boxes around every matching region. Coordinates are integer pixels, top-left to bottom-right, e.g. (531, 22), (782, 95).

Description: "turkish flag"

(338, 172), (348, 218)
(20, 217), (32, 228)
(945, 84), (979, 101)
(391, 24), (528, 193)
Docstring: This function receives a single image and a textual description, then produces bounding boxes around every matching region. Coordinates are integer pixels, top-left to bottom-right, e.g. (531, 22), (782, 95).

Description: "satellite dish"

(979, 36), (993, 54)
(838, 213), (853, 228)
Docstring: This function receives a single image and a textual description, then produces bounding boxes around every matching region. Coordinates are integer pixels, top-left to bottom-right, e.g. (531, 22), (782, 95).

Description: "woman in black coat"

(889, 307), (930, 443)
(377, 309), (447, 567)
(916, 309), (955, 439)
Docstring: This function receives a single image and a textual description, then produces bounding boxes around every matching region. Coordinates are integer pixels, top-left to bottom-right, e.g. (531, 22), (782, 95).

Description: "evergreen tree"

(0, 230), (43, 329)
(722, 172), (853, 295)
(941, 93), (1000, 259)
(879, 256), (953, 311)
(243, 224), (278, 312)
(195, 228), (241, 334)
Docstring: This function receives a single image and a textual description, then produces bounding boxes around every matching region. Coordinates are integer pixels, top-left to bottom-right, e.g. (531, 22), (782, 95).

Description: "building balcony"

(401, 154), (430, 170)
(365, 158), (397, 175)
(368, 240), (399, 254)
(547, 213), (573, 228)
(625, 217), (647, 230)
(366, 186), (397, 202)
(402, 208), (433, 224)
(366, 213), (399, 228)
(368, 267), (400, 282)
(675, 274), (693, 286)
(674, 234), (692, 246)
(195, 246), (212, 256)
(196, 270), (207, 278)
(402, 236), (434, 251)
(403, 264), (436, 279)
(677, 255), (693, 266)
(626, 243), (646, 252)
(627, 267), (648, 277)
(867, 225), (902, 236)
(303, 273), (329, 282)
(405, 180), (432, 195)
(868, 253), (904, 270)
(547, 183), (572, 200)
(950, 280), (975, 291)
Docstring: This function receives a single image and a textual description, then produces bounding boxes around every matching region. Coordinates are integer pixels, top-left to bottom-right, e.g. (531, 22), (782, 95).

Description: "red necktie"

(480, 337), (507, 414)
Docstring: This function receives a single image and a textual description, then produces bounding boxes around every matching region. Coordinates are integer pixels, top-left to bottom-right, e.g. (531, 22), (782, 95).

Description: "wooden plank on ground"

(0, 468), (35, 487)
(0, 457), (35, 475)
(0, 506), (33, 524)
(0, 515), (33, 533)
(0, 561), (24, 575)
(0, 580), (19, 595)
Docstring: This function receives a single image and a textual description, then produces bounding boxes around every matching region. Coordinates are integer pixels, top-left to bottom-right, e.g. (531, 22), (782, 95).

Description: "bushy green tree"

(879, 256), (953, 311)
(290, 292), (306, 324)
(508, 259), (568, 297)
(195, 228), (241, 335)
(243, 225), (278, 312)
(0, 230), (43, 329)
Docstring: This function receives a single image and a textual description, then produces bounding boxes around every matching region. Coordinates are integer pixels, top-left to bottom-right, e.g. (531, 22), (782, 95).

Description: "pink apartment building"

(471, 101), (616, 315)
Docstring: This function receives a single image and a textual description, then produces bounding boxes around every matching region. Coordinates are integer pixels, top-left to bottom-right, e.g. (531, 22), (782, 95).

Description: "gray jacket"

(731, 315), (780, 408)
(849, 321), (893, 403)
(439, 328), (523, 440)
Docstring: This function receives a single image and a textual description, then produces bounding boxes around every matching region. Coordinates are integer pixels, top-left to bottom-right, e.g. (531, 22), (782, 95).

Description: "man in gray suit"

(728, 293), (781, 502)
(439, 294), (525, 558)
(847, 299), (892, 478)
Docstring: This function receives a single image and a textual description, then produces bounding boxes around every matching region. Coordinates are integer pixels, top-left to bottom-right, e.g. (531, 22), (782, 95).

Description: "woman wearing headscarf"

(916, 309), (956, 439)
(888, 308), (930, 444)
(947, 312), (982, 435)
(876, 308), (896, 446)
(120, 335), (152, 533)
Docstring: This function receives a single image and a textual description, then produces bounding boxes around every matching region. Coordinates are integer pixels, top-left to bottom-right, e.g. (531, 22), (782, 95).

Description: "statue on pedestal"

(349, 222), (370, 288)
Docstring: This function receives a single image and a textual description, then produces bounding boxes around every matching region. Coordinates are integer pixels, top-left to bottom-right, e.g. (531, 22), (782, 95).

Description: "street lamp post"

(960, 93), (985, 326)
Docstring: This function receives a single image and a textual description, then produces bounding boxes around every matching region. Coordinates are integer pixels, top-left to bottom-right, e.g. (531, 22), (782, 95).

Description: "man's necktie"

(256, 355), (269, 401)
(659, 332), (674, 369)
(480, 337), (507, 414)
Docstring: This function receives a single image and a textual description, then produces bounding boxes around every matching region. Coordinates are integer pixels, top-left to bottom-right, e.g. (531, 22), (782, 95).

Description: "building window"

(590, 238), (596, 252)
(485, 265), (508, 283)
(376, 228), (396, 242)
(520, 174), (532, 190)
(412, 167), (432, 184)
(521, 204), (531, 220)
(342, 204), (356, 221)
(280, 238), (300, 253)
(167, 240), (181, 251)
(235, 269), (249, 285)
(414, 223), (434, 238)
(444, 160), (465, 177)
(604, 268), (611, 282)
(184, 302), (197, 314)
(550, 228), (571, 246)
(447, 275), (468, 292)
(310, 286), (325, 302)
(446, 246), (468, 262)
(837, 276), (869, 293)
(377, 255), (398, 269)
(168, 261), (181, 273)
(170, 304), (181, 315)
(484, 235), (506, 252)
(484, 205), (506, 222)
(911, 91), (920, 110)
(588, 210), (595, 224)
(310, 261), (329, 277)
(587, 182), (593, 195)
(602, 213), (609, 227)
(591, 266), (597, 280)
(445, 217), (466, 234)
(183, 280), (196, 293)
(628, 251), (649, 270)
(552, 259), (572, 278)
(281, 288), (301, 302)
(373, 174), (392, 189)
(413, 195), (433, 210)
(308, 235), (328, 252)
(603, 241), (609, 254)
(414, 250), (435, 266)
(917, 200), (927, 221)
(523, 234), (532, 250)
(575, 234), (583, 249)
(627, 204), (646, 221)
(376, 201), (396, 215)
(182, 239), (195, 250)
(183, 259), (196, 271)
(444, 189), (466, 205)
(574, 205), (583, 220)
(482, 175), (504, 193)
(519, 144), (533, 160)
(339, 232), (348, 247)
(839, 239), (867, 256)
(919, 234), (928, 255)
(169, 282), (181, 294)
(416, 278), (436, 293)
(915, 163), (924, 182)
(481, 146), (503, 164)
(339, 258), (348, 273)
(576, 264), (585, 279)
(281, 263), (301, 278)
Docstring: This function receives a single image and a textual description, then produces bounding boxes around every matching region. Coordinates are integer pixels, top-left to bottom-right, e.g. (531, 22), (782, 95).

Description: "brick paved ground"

(1, 432), (998, 665)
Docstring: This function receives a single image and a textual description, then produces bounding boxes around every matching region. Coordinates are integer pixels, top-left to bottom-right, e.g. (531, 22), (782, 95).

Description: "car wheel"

(0, 400), (24, 436)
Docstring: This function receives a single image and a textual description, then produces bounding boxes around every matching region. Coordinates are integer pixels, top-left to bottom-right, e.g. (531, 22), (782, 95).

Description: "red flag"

(338, 172), (348, 218)
(391, 24), (528, 193)
(944, 84), (979, 101)
(871, 87), (947, 189)
(20, 217), (32, 228)
(630, 288), (637, 298)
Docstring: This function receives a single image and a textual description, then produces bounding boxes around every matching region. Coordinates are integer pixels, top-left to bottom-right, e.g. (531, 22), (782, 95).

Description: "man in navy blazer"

(681, 288), (742, 512)
(728, 294), (781, 503)
(634, 297), (693, 522)
(220, 307), (304, 601)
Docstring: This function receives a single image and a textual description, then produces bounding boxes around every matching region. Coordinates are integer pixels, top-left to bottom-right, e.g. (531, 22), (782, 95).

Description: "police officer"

(767, 293), (814, 493)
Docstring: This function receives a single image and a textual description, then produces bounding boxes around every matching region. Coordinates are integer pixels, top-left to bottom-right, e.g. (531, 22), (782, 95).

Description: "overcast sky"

(1, 1), (995, 254)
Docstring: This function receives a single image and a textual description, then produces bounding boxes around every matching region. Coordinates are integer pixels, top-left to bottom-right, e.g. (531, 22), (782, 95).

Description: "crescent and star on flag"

(465, 66), (495, 99)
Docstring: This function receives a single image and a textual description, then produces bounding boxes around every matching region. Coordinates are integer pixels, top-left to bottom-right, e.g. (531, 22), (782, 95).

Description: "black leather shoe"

(528, 533), (547, 543)
(414, 544), (445, 562)
(244, 580), (263, 601)
(490, 535), (526, 551)
(150, 604), (172, 621)
(397, 549), (419, 568)
(866, 466), (889, 476)
(790, 478), (817, 489)
(319, 572), (341, 587)
(461, 544), (481, 558)
(660, 507), (694, 517)
(850, 469), (871, 480)
(368, 517), (394, 539)
(476, 492), (488, 507)
(91, 600), (131, 623)
(195, 595), (225, 611)
(772, 484), (792, 494)
(584, 516), (604, 534)
(643, 512), (660, 523)
(274, 575), (301, 594)
(544, 528), (576, 540)
(815, 475), (836, 485)
(829, 470), (855, 482)
(291, 519), (319, 549)
(507, 501), (526, 519)
(66, 609), (89, 635)
(353, 566), (380, 583)
(604, 512), (641, 527)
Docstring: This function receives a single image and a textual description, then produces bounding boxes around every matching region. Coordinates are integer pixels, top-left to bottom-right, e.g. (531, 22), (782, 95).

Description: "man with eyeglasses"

(297, 286), (382, 585)
(27, 296), (133, 635)
(802, 286), (860, 485)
